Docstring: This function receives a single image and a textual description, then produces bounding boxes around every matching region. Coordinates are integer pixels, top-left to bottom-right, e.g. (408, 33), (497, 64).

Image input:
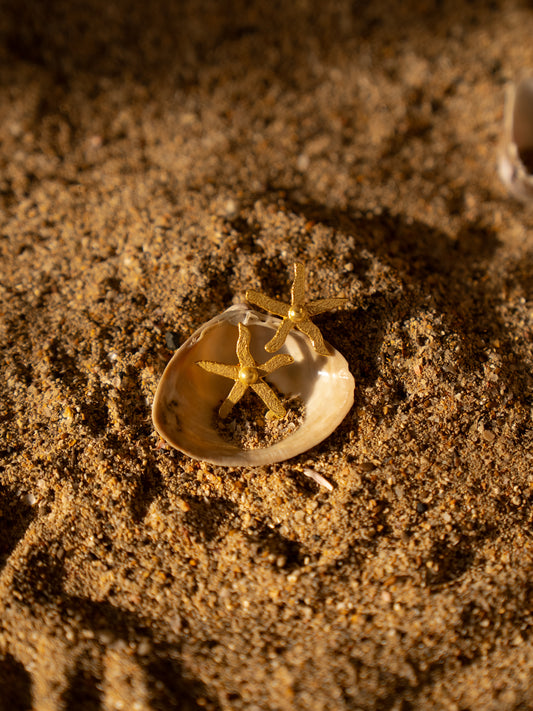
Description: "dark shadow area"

(78, 380), (110, 438)
(11, 549), (65, 605)
(505, 248), (533, 301)
(7, 549), (221, 709)
(0, 0), (510, 89)
(273, 192), (533, 409)
(492, 487), (533, 527)
(181, 495), (237, 543)
(0, 653), (32, 711)
(107, 364), (153, 440)
(62, 663), (103, 711)
(10, 551), (152, 639)
(322, 297), (394, 394)
(425, 534), (479, 588)
(1, 0), (226, 83)
(227, 216), (264, 255)
(147, 652), (220, 711)
(130, 464), (164, 523)
(8, 353), (33, 387)
(255, 254), (298, 298)
(15, 555), (220, 710)
(0, 484), (36, 571)
(179, 254), (237, 318)
(45, 336), (89, 390)
(246, 522), (307, 571)
(200, 258), (238, 314)
(347, 656), (420, 711)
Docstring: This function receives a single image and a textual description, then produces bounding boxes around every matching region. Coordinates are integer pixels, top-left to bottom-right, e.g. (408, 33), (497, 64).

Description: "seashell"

(499, 77), (533, 200)
(152, 305), (354, 466)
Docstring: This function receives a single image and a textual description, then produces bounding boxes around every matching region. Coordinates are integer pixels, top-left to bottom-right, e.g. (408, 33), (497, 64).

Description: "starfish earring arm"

(259, 353), (294, 374)
(251, 381), (287, 418)
(265, 318), (293, 353)
(307, 297), (348, 317)
(246, 290), (289, 318)
(290, 262), (306, 305)
(246, 262), (347, 354)
(296, 320), (331, 356)
(196, 323), (294, 418)
(236, 322), (255, 366)
(196, 361), (240, 379)
(219, 380), (247, 418)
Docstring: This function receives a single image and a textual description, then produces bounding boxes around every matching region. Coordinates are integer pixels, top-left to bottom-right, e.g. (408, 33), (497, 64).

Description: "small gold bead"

(288, 305), (306, 323)
(238, 365), (259, 385)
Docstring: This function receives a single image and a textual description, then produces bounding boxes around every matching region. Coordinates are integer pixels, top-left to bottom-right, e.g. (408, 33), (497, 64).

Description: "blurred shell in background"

(499, 77), (533, 201)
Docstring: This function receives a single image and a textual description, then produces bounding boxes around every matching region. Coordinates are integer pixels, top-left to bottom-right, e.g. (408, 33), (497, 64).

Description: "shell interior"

(152, 305), (355, 466)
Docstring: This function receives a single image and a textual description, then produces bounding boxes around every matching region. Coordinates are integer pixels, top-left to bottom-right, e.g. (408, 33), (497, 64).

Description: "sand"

(1, 1), (533, 709)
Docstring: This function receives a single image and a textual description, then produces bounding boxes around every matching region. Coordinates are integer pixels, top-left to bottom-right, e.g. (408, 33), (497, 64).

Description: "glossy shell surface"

(152, 305), (355, 466)
(499, 77), (533, 200)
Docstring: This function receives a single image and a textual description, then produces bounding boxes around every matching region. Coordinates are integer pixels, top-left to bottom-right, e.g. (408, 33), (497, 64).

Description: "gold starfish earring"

(196, 323), (294, 419)
(246, 262), (347, 356)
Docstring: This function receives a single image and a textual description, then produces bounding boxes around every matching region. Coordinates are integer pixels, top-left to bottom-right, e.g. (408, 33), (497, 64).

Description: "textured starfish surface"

(246, 262), (347, 355)
(196, 323), (294, 419)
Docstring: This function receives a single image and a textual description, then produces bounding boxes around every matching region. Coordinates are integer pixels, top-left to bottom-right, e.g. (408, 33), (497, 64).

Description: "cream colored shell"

(499, 77), (533, 201)
(152, 305), (355, 466)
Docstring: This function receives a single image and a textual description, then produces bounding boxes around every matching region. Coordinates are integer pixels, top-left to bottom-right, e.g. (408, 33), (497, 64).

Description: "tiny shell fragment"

(302, 468), (334, 491)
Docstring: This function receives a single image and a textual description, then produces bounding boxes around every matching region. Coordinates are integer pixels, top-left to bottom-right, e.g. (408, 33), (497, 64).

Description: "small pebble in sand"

(223, 198), (240, 220)
(165, 331), (180, 350)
